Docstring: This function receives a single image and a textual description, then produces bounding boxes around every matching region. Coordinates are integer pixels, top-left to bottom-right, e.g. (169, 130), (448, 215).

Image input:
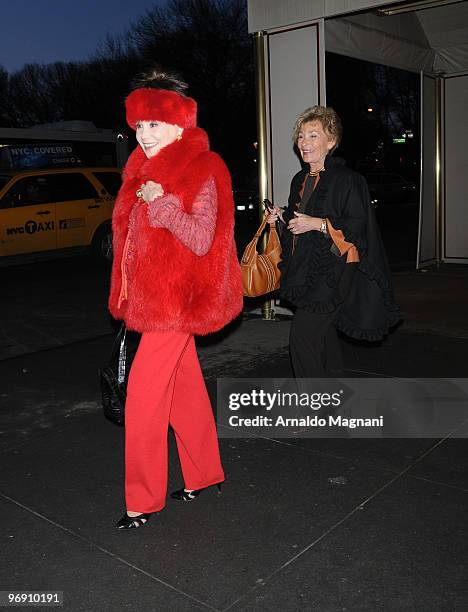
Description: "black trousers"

(289, 307), (343, 378)
(288, 259), (357, 378)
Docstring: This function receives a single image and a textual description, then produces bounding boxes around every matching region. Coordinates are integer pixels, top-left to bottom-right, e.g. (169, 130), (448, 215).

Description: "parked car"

(0, 167), (121, 264)
(364, 172), (418, 207)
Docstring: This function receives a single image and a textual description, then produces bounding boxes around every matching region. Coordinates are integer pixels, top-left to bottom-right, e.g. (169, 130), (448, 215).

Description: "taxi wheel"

(92, 224), (113, 263)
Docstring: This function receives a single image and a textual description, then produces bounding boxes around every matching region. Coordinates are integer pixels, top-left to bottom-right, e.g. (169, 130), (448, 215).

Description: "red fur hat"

(125, 88), (197, 129)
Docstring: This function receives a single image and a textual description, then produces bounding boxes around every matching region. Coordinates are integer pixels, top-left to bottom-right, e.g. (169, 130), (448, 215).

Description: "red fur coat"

(108, 127), (243, 334)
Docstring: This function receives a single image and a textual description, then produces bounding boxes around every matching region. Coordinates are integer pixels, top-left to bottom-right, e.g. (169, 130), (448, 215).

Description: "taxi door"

(52, 172), (102, 248)
(0, 175), (56, 256)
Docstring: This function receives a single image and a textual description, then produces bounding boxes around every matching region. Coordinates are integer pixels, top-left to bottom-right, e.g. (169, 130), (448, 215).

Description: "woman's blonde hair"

(292, 105), (342, 153)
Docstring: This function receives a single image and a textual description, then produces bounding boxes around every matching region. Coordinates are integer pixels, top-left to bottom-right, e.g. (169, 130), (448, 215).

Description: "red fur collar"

(114, 127), (210, 222)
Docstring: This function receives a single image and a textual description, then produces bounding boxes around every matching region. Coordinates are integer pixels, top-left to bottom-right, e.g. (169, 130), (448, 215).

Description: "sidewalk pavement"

(1, 264), (467, 611)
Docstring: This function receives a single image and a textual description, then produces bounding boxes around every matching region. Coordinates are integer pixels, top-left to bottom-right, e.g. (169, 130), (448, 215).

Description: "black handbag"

(99, 323), (139, 426)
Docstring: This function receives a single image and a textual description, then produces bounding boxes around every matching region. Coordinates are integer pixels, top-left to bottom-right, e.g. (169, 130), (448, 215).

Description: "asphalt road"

(1, 254), (114, 359)
(1, 253), (467, 612)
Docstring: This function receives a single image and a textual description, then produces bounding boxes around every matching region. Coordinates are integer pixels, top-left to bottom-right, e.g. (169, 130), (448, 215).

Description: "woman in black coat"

(267, 105), (400, 377)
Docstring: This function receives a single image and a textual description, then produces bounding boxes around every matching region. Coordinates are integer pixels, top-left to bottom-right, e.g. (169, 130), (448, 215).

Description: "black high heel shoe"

(116, 512), (152, 529)
(170, 482), (222, 502)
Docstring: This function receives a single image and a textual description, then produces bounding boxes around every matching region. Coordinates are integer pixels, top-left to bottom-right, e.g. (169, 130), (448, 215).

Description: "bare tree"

(2, 52), (140, 129)
(127, 0), (255, 182)
(0, 0), (256, 185)
(0, 65), (14, 126)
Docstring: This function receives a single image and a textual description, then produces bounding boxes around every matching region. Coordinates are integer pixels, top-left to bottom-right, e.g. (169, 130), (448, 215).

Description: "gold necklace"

(308, 166), (325, 177)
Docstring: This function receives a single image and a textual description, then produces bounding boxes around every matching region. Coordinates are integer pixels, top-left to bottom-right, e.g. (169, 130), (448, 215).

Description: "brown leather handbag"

(241, 216), (282, 297)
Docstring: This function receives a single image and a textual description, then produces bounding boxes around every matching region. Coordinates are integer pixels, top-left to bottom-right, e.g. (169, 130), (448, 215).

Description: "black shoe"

(116, 512), (152, 529)
(170, 482), (222, 502)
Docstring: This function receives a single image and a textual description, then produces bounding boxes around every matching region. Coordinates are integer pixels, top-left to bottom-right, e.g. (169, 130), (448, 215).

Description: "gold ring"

(136, 189), (143, 198)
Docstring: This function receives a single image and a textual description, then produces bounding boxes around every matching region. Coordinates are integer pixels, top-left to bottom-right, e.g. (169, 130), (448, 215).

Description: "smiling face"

(135, 120), (182, 158)
(296, 120), (336, 171)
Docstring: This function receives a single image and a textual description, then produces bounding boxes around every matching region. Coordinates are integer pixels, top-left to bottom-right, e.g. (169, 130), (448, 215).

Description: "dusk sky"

(0, 0), (167, 74)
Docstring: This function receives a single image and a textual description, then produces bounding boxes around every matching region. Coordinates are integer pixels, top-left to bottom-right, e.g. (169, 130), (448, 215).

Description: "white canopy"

(326, 2), (468, 75)
(249, 0), (468, 75)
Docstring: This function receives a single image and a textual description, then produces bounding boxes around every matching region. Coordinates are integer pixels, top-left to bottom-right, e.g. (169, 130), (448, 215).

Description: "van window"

(0, 175), (11, 190)
(92, 171), (121, 196)
(47, 173), (97, 203)
(0, 176), (51, 208)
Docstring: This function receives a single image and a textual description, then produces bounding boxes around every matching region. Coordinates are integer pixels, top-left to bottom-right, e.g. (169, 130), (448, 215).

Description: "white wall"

(443, 73), (468, 262)
(248, 0), (401, 33)
(418, 75), (437, 268)
(267, 23), (323, 206)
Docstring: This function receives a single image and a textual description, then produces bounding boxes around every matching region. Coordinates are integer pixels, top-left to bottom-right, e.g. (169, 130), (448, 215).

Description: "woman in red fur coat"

(109, 70), (243, 529)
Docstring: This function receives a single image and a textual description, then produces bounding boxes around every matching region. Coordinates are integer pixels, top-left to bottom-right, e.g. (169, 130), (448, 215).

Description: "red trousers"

(124, 330), (224, 513)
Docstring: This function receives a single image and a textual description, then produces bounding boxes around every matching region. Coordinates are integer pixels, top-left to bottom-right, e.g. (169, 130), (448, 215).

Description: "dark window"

(0, 175), (11, 190)
(366, 173), (406, 184)
(47, 173), (97, 203)
(92, 171), (121, 196)
(0, 176), (51, 208)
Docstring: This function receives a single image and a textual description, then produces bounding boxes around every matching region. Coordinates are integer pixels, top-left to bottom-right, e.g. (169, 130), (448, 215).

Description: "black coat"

(279, 157), (401, 341)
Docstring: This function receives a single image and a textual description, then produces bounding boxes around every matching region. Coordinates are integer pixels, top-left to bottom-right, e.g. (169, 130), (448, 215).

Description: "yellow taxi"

(0, 167), (121, 263)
